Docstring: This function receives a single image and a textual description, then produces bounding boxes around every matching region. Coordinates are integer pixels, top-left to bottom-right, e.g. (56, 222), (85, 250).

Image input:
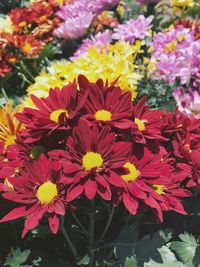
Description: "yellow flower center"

(178, 34), (185, 42)
(135, 118), (145, 131)
(152, 184), (165, 195)
(164, 40), (177, 52)
(94, 109), (112, 121)
(22, 43), (33, 54)
(36, 181), (58, 204)
(18, 21), (27, 27)
(50, 109), (69, 123)
(82, 152), (103, 171)
(5, 135), (16, 146)
(121, 162), (140, 183)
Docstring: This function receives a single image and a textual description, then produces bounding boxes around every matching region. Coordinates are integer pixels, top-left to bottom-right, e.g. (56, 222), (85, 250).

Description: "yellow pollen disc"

(152, 184), (165, 195)
(94, 109), (112, 121)
(178, 34), (185, 43)
(36, 181), (58, 204)
(121, 162), (140, 183)
(22, 43), (33, 54)
(19, 21), (27, 27)
(50, 109), (69, 123)
(5, 135), (16, 146)
(135, 118), (145, 131)
(164, 40), (177, 52)
(82, 152), (103, 171)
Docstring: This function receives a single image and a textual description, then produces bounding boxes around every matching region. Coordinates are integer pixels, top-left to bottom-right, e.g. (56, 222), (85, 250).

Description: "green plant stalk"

(60, 216), (77, 258)
(72, 212), (88, 237)
(95, 205), (115, 247)
(89, 200), (95, 267)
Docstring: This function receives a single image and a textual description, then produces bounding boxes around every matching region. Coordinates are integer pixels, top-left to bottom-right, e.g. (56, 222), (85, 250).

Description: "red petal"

(85, 179), (97, 200)
(0, 206), (27, 222)
(66, 184), (84, 202)
(48, 215), (59, 234)
(123, 193), (138, 215)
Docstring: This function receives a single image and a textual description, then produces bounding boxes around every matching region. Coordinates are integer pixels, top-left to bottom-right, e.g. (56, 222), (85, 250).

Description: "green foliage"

(138, 78), (176, 111)
(4, 248), (32, 267)
(171, 233), (200, 266)
(114, 225), (200, 267)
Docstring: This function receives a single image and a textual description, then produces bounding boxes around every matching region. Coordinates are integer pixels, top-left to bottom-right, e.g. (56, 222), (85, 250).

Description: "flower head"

(16, 82), (88, 143)
(80, 76), (133, 129)
(0, 102), (23, 148)
(49, 120), (132, 201)
(13, 35), (43, 57)
(108, 149), (189, 220)
(112, 15), (153, 44)
(173, 87), (200, 118)
(0, 154), (67, 237)
(26, 42), (142, 101)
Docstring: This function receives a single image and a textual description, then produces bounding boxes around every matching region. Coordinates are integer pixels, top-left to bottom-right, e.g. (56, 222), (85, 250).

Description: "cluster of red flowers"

(0, 75), (199, 237)
(0, 0), (64, 77)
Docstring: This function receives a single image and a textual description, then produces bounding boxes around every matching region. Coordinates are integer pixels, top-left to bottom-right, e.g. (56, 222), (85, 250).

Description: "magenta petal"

(48, 215), (60, 234)
(0, 206), (27, 223)
(66, 184), (84, 202)
(123, 193), (138, 215)
(85, 179), (97, 200)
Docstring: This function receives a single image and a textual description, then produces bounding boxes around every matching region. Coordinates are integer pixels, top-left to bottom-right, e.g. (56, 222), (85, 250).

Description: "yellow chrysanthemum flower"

(0, 102), (23, 147)
(0, 16), (14, 34)
(171, 0), (194, 7)
(25, 41), (143, 105)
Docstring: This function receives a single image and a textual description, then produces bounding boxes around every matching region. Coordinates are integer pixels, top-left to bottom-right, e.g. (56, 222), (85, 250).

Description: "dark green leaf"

(170, 233), (199, 264)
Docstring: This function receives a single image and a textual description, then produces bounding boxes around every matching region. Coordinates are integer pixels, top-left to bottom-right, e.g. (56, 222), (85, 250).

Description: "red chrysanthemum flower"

(161, 109), (200, 141)
(9, 8), (31, 32)
(79, 76), (133, 129)
(0, 154), (67, 237)
(107, 149), (190, 221)
(12, 35), (43, 57)
(172, 133), (200, 161)
(122, 97), (167, 144)
(177, 150), (200, 187)
(31, 2), (53, 24)
(107, 149), (169, 220)
(152, 172), (191, 215)
(16, 83), (88, 143)
(174, 19), (200, 40)
(49, 120), (132, 202)
(0, 61), (11, 78)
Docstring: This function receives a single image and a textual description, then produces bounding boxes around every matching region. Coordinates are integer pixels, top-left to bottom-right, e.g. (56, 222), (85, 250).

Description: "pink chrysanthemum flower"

(54, 0), (119, 39)
(149, 27), (200, 85)
(112, 15), (153, 44)
(70, 30), (111, 60)
(173, 87), (200, 118)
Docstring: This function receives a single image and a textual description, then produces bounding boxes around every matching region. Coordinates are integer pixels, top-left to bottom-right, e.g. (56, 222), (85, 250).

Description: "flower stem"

(60, 216), (77, 258)
(72, 212), (88, 237)
(95, 205), (115, 247)
(89, 200), (95, 267)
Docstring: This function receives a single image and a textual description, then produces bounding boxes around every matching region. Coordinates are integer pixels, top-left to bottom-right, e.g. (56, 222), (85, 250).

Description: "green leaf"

(125, 257), (137, 267)
(135, 229), (172, 263)
(77, 254), (90, 265)
(4, 248), (32, 267)
(143, 245), (184, 267)
(170, 233), (200, 265)
(115, 224), (139, 267)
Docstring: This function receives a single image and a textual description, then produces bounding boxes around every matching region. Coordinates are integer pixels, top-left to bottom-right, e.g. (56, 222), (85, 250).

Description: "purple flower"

(54, 12), (94, 39)
(173, 87), (200, 118)
(112, 15), (154, 44)
(70, 30), (111, 60)
(54, 0), (119, 39)
(149, 26), (200, 86)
